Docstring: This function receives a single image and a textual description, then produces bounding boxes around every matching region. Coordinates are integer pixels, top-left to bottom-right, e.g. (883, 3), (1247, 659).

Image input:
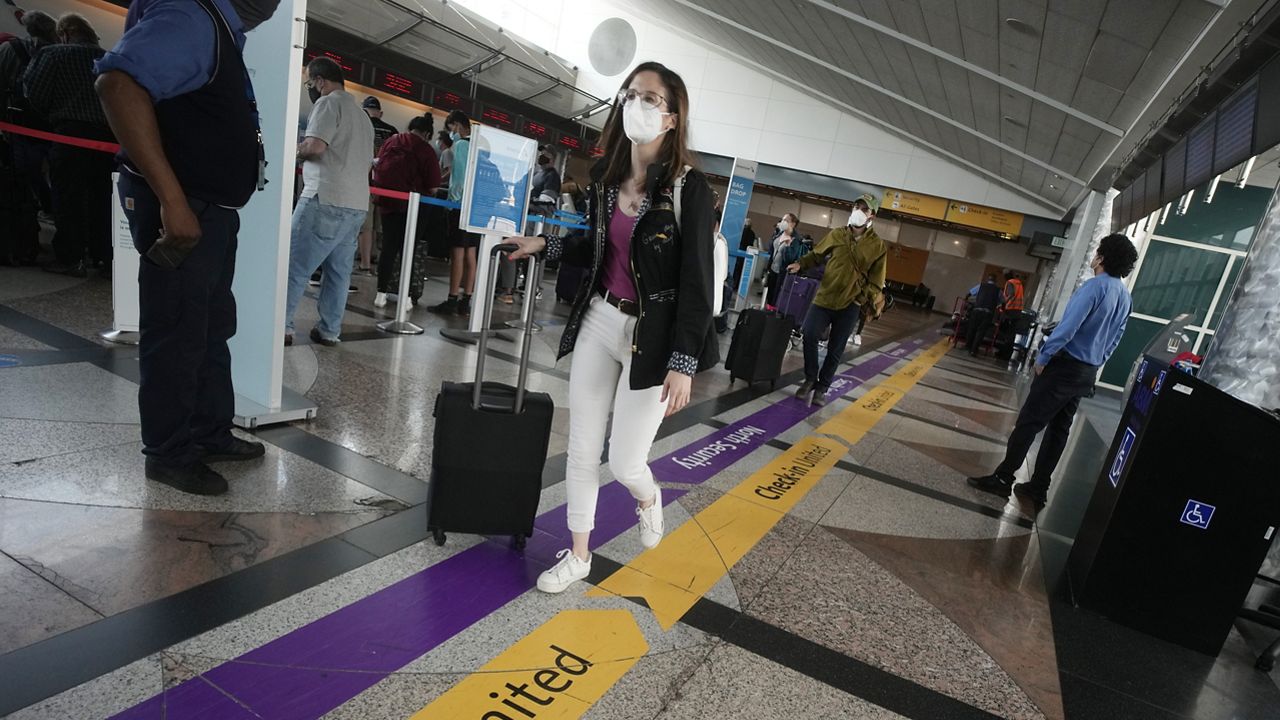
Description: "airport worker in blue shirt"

(95, 0), (281, 497)
(967, 233), (1138, 508)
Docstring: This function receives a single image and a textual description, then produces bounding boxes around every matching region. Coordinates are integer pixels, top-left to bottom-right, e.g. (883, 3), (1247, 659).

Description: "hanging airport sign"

(944, 201), (1025, 235)
(882, 188), (947, 220)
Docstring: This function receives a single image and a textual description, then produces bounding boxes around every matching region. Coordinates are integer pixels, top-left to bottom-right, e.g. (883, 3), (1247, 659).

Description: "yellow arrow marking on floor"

(588, 338), (953, 629)
(409, 609), (647, 719)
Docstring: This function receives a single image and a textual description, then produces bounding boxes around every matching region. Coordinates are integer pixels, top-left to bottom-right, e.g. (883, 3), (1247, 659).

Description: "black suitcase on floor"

(725, 308), (791, 388)
(429, 244), (553, 549)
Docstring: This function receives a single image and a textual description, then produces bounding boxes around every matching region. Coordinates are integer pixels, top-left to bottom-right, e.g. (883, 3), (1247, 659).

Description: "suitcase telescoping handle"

(474, 243), (540, 414)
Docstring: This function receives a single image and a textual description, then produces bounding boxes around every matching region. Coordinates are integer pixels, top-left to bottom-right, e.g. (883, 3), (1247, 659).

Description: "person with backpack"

(786, 193), (886, 406)
(504, 61), (717, 594)
(372, 114), (440, 308)
(0, 10), (56, 221)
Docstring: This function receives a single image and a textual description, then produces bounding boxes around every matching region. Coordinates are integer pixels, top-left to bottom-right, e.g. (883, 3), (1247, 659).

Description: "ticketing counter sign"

(944, 201), (1025, 235)
(882, 189), (947, 220)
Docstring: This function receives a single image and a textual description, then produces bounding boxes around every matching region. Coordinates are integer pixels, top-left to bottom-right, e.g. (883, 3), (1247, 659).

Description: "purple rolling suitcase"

(777, 274), (819, 327)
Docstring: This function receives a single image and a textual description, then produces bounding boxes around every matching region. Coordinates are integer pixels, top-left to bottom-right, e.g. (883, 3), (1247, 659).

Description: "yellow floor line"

(588, 338), (951, 629)
(410, 338), (951, 718)
(409, 609), (648, 719)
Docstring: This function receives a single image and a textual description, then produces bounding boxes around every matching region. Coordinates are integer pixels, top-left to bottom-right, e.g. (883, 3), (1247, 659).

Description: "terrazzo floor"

(3, 262), (1278, 720)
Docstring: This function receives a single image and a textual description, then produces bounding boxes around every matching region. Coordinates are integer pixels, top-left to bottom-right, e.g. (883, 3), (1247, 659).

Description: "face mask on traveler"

(777, 219), (791, 232)
(307, 82), (321, 104)
(848, 208), (869, 228)
(229, 0), (282, 31)
(450, 131), (460, 142)
(622, 97), (670, 146)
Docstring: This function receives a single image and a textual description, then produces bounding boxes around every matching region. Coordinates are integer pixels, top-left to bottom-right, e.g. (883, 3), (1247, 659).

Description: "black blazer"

(547, 160), (719, 390)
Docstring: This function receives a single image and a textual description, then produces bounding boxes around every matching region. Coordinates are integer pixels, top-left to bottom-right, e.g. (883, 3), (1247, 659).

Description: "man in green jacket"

(787, 193), (887, 406)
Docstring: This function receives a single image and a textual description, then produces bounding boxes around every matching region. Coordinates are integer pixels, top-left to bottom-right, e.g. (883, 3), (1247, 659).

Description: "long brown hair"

(598, 62), (697, 190)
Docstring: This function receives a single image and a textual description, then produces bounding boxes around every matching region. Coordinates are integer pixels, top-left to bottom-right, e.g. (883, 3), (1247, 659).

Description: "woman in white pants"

(508, 62), (717, 593)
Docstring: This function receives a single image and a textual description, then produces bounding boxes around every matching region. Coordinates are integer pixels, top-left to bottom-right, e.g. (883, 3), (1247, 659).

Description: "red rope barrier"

(0, 121), (121, 154)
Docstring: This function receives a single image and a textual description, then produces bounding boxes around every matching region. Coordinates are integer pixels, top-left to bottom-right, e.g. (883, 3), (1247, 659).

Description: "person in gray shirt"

(283, 56), (374, 346)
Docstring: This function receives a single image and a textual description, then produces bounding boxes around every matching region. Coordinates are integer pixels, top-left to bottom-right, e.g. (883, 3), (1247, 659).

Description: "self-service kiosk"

(1068, 323), (1280, 655)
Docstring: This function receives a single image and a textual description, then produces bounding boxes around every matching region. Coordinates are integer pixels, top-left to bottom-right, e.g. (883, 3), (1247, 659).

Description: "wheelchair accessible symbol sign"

(1180, 499), (1215, 530)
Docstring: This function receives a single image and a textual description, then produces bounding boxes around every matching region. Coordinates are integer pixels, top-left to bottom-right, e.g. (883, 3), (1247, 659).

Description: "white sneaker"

(853, 334), (863, 346)
(636, 486), (664, 549)
(373, 292), (388, 308)
(537, 549), (591, 594)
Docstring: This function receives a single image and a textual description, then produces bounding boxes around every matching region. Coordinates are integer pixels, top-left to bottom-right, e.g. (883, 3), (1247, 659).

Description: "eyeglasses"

(616, 89), (669, 110)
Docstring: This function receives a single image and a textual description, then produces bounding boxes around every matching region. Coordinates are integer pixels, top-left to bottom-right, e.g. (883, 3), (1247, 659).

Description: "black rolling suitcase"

(725, 308), (791, 388)
(429, 244), (554, 549)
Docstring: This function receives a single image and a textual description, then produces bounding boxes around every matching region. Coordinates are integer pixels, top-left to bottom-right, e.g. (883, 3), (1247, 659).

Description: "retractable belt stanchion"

(376, 190), (425, 336)
(504, 216), (546, 334)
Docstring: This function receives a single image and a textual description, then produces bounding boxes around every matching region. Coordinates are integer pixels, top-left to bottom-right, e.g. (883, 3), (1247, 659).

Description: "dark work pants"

(966, 307), (994, 353)
(120, 172), (239, 466)
(50, 126), (114, 265)
(11, 136), (52, 213)
(995, 355), (1097, 488)
(802, 303), (861, 389)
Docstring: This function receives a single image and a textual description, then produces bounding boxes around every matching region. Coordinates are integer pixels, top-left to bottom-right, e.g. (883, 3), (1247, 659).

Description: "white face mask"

(622, 99), (670, 146)
(776, 219), (790, 232)
(848, 209), (869, 228)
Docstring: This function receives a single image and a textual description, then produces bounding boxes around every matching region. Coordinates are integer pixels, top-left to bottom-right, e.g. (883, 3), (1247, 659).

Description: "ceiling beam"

(800, 0), (1124, 138)
(630, 6), (1066, 214)
(668, 0), (1086, 187)
(1065, 0), (1236, 212)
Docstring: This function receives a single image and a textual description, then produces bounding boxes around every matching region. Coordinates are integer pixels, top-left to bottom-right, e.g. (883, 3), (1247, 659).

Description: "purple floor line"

(109, 336), (931, 719)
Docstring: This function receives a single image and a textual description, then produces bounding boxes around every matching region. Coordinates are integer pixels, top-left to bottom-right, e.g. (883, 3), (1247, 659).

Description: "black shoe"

(348, 285), (358, 294)
(457, 296), (472, 316)
(967, 473), (1014, 498)
(145, 458), (229, 496)
(795, 380), (815, 399)
(197, 437), (266, 463)
(284, 333), (294, 347)
(43, 262), (87, 278)
(429, 297), (459, 316)
(1012, 482), (1048, 506)
(310, 327), (339, 347)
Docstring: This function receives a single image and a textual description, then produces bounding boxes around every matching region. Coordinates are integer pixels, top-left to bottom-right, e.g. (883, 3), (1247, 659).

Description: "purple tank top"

(601, 204), (639, 302)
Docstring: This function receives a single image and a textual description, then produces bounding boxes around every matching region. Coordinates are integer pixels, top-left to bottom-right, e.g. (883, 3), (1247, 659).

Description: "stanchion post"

(505, 215), (546, 333)
(377, 191), (425, 336)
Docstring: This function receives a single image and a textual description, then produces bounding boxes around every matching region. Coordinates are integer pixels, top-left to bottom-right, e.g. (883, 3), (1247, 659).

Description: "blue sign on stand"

(1180, 499), (1215, 530)
(1108, 426), (1136, 487)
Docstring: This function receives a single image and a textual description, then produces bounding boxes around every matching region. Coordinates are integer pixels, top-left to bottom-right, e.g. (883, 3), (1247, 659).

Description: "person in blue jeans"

(282, 56), (374, 346)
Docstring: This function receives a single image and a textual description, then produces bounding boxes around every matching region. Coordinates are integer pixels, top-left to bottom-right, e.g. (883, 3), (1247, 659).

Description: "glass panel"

(308, 0), (416, 41)
(388, 26), (487, 70)
(1100, 317), (1166, 387)
(1156, 182), (1273, 250)
(1209, 257), (1242, 328)
(1130, 241), (1230, 326)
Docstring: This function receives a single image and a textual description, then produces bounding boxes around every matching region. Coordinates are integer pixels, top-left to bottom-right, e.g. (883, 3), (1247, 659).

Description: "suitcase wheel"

(512, 534), (528, 550)
(432, 528), (446, 546)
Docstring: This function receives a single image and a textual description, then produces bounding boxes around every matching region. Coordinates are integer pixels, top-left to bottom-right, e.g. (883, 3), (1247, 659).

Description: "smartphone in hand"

(146, 235), (195, 269)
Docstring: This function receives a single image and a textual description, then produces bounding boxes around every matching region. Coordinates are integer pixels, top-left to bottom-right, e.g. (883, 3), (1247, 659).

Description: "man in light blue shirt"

(428, 110), (479, 316)
(969, 233), (1138, 508)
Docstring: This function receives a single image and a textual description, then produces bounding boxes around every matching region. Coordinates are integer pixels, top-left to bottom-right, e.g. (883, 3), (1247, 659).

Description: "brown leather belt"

(599, 288), (639, 317)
